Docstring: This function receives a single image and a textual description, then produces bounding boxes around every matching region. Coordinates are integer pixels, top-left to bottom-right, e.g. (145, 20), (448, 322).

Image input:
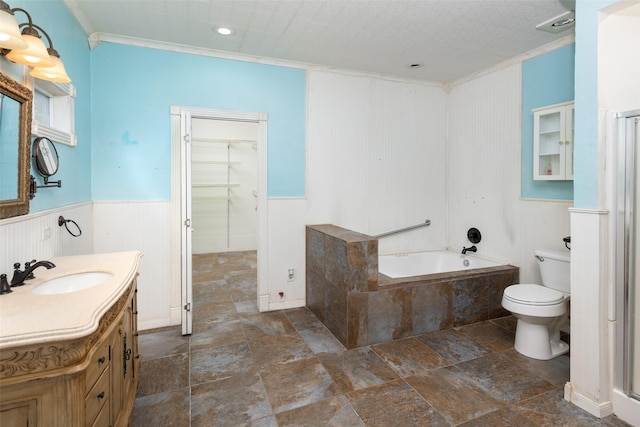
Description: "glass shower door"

(618, 112), (640, 402)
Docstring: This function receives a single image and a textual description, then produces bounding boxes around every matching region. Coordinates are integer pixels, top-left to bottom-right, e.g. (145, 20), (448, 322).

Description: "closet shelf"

(192, 160), (241, 165)
(191, 137), (256, 144)
(193, 183), (240, 188)
(193, 196), (233, 201)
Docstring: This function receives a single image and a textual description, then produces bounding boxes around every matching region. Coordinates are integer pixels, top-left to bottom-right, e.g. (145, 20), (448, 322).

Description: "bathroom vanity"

(0, 251), (142, 427)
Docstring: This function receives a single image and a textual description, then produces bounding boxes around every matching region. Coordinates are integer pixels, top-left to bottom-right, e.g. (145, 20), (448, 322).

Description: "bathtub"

(378, 250), (502, 279)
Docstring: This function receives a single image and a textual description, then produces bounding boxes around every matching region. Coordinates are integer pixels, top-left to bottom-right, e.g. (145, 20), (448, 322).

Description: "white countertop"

(0, 251), (143, 349)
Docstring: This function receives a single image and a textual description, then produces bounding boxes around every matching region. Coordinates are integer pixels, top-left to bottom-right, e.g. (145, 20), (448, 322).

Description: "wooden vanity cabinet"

(0, 280), (139, 427)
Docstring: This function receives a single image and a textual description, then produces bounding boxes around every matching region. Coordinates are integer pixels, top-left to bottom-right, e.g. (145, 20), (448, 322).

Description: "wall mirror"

(0, 72), (33, 220)
(33, 137), (59, 177)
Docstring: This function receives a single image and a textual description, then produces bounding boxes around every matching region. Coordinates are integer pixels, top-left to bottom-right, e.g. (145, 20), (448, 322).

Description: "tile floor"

(131, 251), (631, 426)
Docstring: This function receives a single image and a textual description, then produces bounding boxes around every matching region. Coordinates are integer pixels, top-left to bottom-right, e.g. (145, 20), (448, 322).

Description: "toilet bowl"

(501, 249), (570, 360)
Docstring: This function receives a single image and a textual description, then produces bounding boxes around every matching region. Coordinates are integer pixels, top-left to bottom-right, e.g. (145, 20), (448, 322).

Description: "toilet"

(501, 249), (570, 360)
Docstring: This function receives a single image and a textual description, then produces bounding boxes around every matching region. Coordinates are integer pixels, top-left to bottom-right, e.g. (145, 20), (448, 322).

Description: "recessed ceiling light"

(215, 27), (234, 36)
(536, 11), (575, 33)
(552, 17), (575, 27)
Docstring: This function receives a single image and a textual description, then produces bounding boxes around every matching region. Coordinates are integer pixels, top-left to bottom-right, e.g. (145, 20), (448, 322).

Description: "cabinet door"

(534, 106), (565, 180)
(533, 103), (574, 181)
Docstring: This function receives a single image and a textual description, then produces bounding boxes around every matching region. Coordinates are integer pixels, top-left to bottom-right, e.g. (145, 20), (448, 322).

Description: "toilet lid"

(503, 284), (565, 306)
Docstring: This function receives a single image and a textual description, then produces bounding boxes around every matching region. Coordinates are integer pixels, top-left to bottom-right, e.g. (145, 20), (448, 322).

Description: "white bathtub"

(378, 250), (502, 279)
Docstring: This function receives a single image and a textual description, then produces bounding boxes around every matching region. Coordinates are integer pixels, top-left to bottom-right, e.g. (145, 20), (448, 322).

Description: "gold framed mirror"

(0, 72), (33, 219)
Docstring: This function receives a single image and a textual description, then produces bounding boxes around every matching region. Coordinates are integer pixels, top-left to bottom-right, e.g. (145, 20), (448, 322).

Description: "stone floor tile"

(317, 347), (399, 393)
(138, 326), (189, 360)
(406, 366), (505, 425)
(190, 319), (246, 351)
(131, 387), (191, 426)
(455, 351), (555, 403)
(371, 337), (449, 377)
(190, 341), (255, 385)
(191, 371), (272, 426)
(502, 348), (570, 386)
(347, 379), (448, 427)
(248, 415), (279, 427)
(454, 321), (516, 352)
(261, 357), (340, 414)
(137, 353), (190, 397)
(275, 395), (364, 426)
(490, 314), (517, 332)
(235, 299), (260, 316)
(241, 311), (297, 340)
(192, 301), (238, 324)
(416, 328), (488, 364)
(517, 388), (613, 426)
(248, 333), (315, 371)
(285, 307), (327, 330)
(457, 406), (538, 427)
(298, 326), (346, 354)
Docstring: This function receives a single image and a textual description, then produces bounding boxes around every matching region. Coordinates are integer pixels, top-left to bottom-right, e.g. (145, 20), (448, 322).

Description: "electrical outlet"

(42, 227), (51, 240)
(287, 268), (295, 281)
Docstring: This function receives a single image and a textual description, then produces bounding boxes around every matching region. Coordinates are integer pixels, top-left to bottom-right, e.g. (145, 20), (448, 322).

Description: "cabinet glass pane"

(539, 111), (561, 133)
(539, 154), (560, 176)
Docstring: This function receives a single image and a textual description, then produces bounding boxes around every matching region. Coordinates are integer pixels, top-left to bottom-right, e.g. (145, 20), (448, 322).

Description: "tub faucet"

(462, 245), (477, 255)
(11, 260), (56, 287)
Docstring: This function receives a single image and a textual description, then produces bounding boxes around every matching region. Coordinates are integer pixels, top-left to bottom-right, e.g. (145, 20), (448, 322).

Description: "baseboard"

(266, 298), (305, 311)
(565, 382), (614, 418)
(138, 316), (180, 331)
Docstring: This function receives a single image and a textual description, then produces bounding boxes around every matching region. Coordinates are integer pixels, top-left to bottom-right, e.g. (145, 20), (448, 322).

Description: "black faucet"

(10, 260), (56, 287)
(462, 245), (477, 255)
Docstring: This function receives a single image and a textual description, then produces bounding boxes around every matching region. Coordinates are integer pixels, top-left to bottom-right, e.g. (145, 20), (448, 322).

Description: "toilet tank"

(534, 249), (571, 294)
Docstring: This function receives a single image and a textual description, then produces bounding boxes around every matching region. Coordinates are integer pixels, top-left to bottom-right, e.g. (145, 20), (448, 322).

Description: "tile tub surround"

(306, 225), (519, 348)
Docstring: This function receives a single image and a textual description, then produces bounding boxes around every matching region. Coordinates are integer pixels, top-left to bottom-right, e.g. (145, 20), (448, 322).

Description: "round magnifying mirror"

(33, 137), (59, 177)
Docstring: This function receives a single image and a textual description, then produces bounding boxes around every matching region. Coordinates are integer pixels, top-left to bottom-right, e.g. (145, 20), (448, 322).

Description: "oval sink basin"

(32, 272), (113, 295)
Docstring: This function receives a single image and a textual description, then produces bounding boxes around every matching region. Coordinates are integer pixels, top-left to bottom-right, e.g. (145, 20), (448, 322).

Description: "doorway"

(190, 118), (258, 254)
(171, 106), (268, 335)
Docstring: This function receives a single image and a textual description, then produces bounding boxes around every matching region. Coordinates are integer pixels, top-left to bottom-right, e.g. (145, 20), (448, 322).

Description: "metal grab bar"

(373, 219), (431, 239)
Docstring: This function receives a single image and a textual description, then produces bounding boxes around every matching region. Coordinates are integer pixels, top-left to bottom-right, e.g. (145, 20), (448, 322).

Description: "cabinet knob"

(97, 391), (105, 399)
(98, 356), (106, 364)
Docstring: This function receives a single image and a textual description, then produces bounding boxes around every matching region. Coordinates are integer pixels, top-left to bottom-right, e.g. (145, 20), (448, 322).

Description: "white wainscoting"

(93, 200), (177, 330)
(306, 69), (449, 255)
(263, 198), (306, 311)
(448, 63), (572, 280)
(566, 208), (612, 416)
(0, 203), (93, 274)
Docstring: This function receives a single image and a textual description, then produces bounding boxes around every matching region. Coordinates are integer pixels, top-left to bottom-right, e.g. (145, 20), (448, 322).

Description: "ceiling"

(63, 0), (575, 84)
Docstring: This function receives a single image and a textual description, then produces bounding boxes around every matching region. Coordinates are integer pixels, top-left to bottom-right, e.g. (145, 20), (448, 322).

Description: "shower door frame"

(613, 109), (640, 422)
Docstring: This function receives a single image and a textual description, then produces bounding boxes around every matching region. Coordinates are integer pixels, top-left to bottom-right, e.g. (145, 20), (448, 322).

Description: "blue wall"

(10, 0), (93, 212)
(573, 0), (616, 209)
(90, 44), (306, 200)
(521, 44), (575, 200)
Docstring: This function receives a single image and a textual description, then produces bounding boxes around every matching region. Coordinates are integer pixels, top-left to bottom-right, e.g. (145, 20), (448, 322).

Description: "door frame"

(170, 106), (268, 335)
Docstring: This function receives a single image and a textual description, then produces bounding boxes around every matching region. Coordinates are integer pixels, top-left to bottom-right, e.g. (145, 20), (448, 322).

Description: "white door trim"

(170, 106), (268, 335)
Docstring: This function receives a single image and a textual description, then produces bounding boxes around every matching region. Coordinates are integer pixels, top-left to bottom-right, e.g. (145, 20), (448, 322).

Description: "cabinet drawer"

(90, 401), (110, 427)
(85, 338), (110, 395)
(85, 366), (110, 426)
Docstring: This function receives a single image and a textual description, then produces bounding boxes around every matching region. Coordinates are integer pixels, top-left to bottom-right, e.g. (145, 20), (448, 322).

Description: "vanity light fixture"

(0, 2), (71, 83)
(0, 1), (27, 50)
(28, 27), (70, 82)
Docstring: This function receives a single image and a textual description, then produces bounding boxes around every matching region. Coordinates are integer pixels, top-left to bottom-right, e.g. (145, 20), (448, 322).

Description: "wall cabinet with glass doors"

(533, 101), (574, 180)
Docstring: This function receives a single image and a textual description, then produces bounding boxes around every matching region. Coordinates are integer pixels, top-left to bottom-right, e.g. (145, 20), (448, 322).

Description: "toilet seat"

(503, 284), (565, 306)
